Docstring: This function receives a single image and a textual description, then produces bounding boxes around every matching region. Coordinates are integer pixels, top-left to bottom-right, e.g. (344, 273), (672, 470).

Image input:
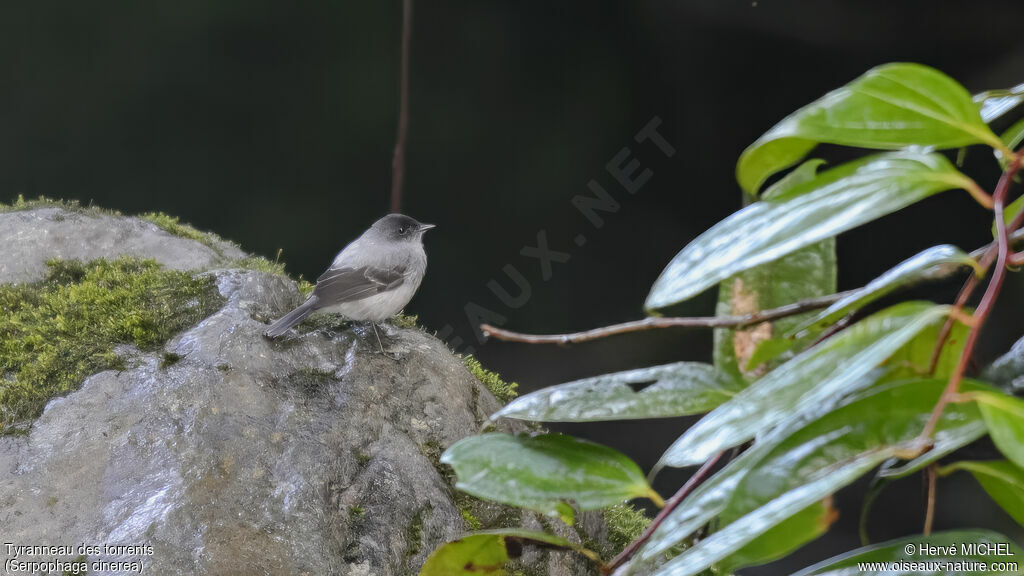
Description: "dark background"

(2, 1), (1023, 572)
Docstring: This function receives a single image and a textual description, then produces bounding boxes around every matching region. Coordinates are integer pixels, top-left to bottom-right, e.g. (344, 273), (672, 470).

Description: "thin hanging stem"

(389, 0), (413, 213)
(923, 463), (937, 535)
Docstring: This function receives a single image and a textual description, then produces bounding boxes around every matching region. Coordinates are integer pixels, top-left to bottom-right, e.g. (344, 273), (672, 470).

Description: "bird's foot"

(369, 322), (401, 361)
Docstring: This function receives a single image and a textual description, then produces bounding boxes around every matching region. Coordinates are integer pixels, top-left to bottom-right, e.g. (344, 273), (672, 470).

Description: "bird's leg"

(371, 322), (385, 354)
(370, 322), (399, 360)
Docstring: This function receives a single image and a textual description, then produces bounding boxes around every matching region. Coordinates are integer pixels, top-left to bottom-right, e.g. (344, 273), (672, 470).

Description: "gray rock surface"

(0, 208), (604, 576)
(0, 206), (246, 284)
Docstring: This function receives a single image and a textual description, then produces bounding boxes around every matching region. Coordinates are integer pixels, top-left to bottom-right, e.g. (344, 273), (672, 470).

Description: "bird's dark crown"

(371, 213), (434, 241)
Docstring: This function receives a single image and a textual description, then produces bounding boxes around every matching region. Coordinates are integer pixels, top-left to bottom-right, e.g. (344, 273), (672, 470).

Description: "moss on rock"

(0, 194), (114, 216)
(392, 313), (419, 329)
(462, 355), (518, 404)
(0, 257), (224, 432)
(604, 503), (651, 554)
(140, 212), (210, 245)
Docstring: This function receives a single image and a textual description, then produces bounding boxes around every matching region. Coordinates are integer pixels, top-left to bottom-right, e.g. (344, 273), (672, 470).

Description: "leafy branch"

(420, 63), (1024, 576)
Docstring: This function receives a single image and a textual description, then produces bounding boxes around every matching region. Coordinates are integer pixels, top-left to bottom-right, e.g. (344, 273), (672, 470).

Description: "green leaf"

(976, 82), (1024, 123)
(419, 529), (573, 576)
(440, 433), (658, 523)
(714, 239), (836, 381)
(791, 245), (979, 337)
(761, 158), (827, 199)
(940, 460), (1024, 527)
(737, 62), (1001, 194)
(743, 337), (800, 372)
(1001, 116), (1024, 154)
(718, 500), (837, 572)
(792, 530), (1024, 576)
(632, 379), (989, 575)
(883, 319), (970, 381)
(490, 362), (743, 423)
(977, 81), (1024, 171)
(982, 334), (1024, 393)
(646, 151), (973, 311)
(658, 302), (950, 469)
(971, 391), (1024, 469)
(872, 323), (974, 479)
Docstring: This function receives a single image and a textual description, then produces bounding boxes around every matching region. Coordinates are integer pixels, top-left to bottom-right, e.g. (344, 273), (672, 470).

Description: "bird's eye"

(398, 227), (406, 234)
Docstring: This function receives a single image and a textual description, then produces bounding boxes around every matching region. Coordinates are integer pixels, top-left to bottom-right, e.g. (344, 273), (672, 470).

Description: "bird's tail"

(264, 299), (317, 338)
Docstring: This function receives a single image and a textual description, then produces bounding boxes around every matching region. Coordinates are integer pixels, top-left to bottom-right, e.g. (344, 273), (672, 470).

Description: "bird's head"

(371, 213), (435, 243)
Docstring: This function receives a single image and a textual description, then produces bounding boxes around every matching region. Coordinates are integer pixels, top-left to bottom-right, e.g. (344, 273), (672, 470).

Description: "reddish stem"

(918, 154), (1023, 443)
(927, 268), (986, 375)
(603, 452), (723, 575)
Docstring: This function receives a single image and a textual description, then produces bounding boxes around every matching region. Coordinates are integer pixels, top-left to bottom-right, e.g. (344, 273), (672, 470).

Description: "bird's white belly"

(318, 282), (419, 322)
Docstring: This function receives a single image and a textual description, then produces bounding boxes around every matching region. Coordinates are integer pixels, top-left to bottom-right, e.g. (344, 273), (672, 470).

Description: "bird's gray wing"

(312, 264), (407, 304)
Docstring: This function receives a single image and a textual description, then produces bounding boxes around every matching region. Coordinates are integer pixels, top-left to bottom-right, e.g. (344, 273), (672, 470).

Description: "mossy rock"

(0, 196), (249, 284)
(0, 257), (224, 432)
(0, 203), (608, 576)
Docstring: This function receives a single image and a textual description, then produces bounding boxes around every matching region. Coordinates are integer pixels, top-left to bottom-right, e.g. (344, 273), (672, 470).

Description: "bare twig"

(603, 452), (723, 575)
(481, 227), (1024, 347)
(389, 0), (413, 213)
(481, 293), (851, 345)
(917, 154), (1023, 445)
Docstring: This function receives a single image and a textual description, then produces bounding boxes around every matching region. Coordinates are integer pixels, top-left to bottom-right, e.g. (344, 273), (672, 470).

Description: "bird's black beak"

(418, 223), (436, 232)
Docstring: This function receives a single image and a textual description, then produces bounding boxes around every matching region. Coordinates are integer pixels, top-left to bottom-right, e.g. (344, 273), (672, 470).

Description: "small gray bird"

(264, 214), (434, 350)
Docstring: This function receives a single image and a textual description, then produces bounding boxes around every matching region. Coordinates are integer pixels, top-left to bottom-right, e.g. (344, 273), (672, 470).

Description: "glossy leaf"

(658, 302), (950, 468)
(1000, 117), (1024, 158)
(743, 337), (799, 372)
(873, 324), (978, 480)
(646, 151), (973, 310)
(971, 391), (1024, 469)
(977, 82), (1024, 123)
(761, 158), (827, 199)
(634, 380), (986, 566)
(737, 62), (1000, 194)
(982, 333), (1024, 393)
(491, 362), (743, 423)
(714, 239), (836, 381)
(791, 245), (979, 336)
(441, 433), (658, 524)
(941, 460), (1024, 527)
(717, 500), (837, 573)
(632, 379), (989, 575)
(792, 530), (1024, 576)
(420, 529), (573, 576)
(883, 319), (969, 381)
